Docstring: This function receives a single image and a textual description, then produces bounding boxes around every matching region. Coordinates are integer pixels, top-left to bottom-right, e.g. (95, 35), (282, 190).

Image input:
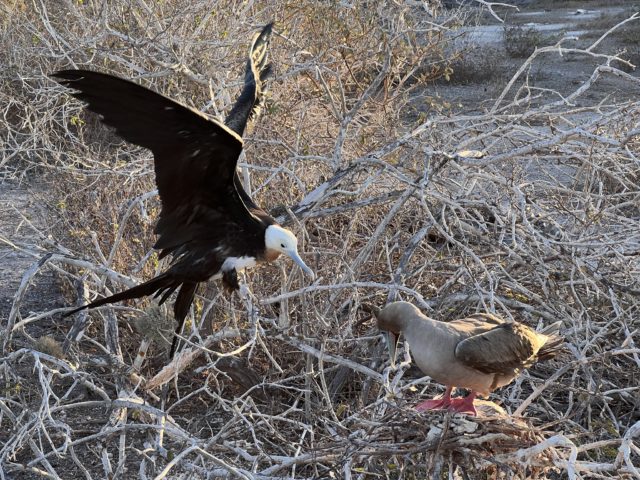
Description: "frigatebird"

(53, 24), (314, 354)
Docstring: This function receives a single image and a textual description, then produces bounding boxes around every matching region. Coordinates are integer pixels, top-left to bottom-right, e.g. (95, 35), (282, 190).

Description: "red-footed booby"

(374, 302), (562, 415)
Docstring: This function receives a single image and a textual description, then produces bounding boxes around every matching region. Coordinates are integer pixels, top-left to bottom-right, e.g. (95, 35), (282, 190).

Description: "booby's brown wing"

(454, 322), (547, 375)
(51, 70), (254, 254)
(448, 312), (505, 335)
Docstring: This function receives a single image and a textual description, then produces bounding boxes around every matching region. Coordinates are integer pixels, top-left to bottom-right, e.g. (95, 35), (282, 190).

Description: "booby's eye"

(280, 243), (285, 248)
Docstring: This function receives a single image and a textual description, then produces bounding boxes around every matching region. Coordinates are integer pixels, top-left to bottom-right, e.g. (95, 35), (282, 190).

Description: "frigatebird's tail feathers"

(64, 274), (176, 317)
(170, 282), (198, 357)
(174, 282), (198, 324)
(155, 284), (180, 306)
(63, 273), (198, 358)
(225, 22), (274, 136)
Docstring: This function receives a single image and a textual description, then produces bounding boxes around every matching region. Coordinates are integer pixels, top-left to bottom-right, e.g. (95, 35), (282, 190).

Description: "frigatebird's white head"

(265, 225), (315, 280)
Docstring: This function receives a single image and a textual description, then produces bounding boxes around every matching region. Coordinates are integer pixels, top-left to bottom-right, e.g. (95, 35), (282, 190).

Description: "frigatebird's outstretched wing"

(225, 23), (274, 212)
(225, 23), (273, 136)
(51, 70), (252, 256)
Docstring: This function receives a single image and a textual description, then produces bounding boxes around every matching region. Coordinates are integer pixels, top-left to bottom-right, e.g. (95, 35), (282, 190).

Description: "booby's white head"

(265, 225), (315, 280)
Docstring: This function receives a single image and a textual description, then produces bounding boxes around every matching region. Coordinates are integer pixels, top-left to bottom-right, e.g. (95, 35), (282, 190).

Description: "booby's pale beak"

(286, 249), (315, 281)
(383, 331), (399, 367)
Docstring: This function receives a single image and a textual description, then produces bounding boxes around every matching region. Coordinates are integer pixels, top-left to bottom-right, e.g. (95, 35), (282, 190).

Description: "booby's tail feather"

(537, 334), (565, 362)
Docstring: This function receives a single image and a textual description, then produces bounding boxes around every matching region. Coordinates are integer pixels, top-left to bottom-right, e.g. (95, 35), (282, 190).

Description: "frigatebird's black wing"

(225, 23), (273, 136)
(225, 23), (274, 212)
(51, 69), (250, 254)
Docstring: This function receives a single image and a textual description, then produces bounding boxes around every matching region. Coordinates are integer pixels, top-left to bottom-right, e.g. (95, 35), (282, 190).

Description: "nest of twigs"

(314, 404), (551, 477)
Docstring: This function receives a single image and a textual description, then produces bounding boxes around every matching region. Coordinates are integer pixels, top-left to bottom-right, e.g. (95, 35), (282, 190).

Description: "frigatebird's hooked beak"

(286, 249), (315, 281)
(383, 331), (399, 367)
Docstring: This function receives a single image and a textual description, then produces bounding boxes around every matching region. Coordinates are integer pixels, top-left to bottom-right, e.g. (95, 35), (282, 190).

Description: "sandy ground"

(0, 180), (64, 333)
(428, 3), (640, 113)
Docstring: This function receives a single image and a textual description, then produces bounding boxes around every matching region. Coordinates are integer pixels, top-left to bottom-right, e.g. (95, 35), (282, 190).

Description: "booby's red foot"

(415, 398), (450, 411)
(415, 386), (454, 412)
(447, 393), (478, 416)
(447, 399), (477, 415)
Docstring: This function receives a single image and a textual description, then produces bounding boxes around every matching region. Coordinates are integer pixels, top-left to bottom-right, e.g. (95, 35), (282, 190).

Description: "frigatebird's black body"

(53, 24), (313, 355)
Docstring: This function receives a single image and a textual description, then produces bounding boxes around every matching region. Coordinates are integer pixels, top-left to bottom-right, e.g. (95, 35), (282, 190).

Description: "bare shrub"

(1, 1), (640, 478)
(503, 24), (561, 58)
(444, 44), (508, 85)
(578, 8), (640, 70)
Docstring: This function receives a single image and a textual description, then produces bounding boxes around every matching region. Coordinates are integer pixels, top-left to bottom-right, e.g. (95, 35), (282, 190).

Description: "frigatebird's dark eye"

(280, 243), (285, 248)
